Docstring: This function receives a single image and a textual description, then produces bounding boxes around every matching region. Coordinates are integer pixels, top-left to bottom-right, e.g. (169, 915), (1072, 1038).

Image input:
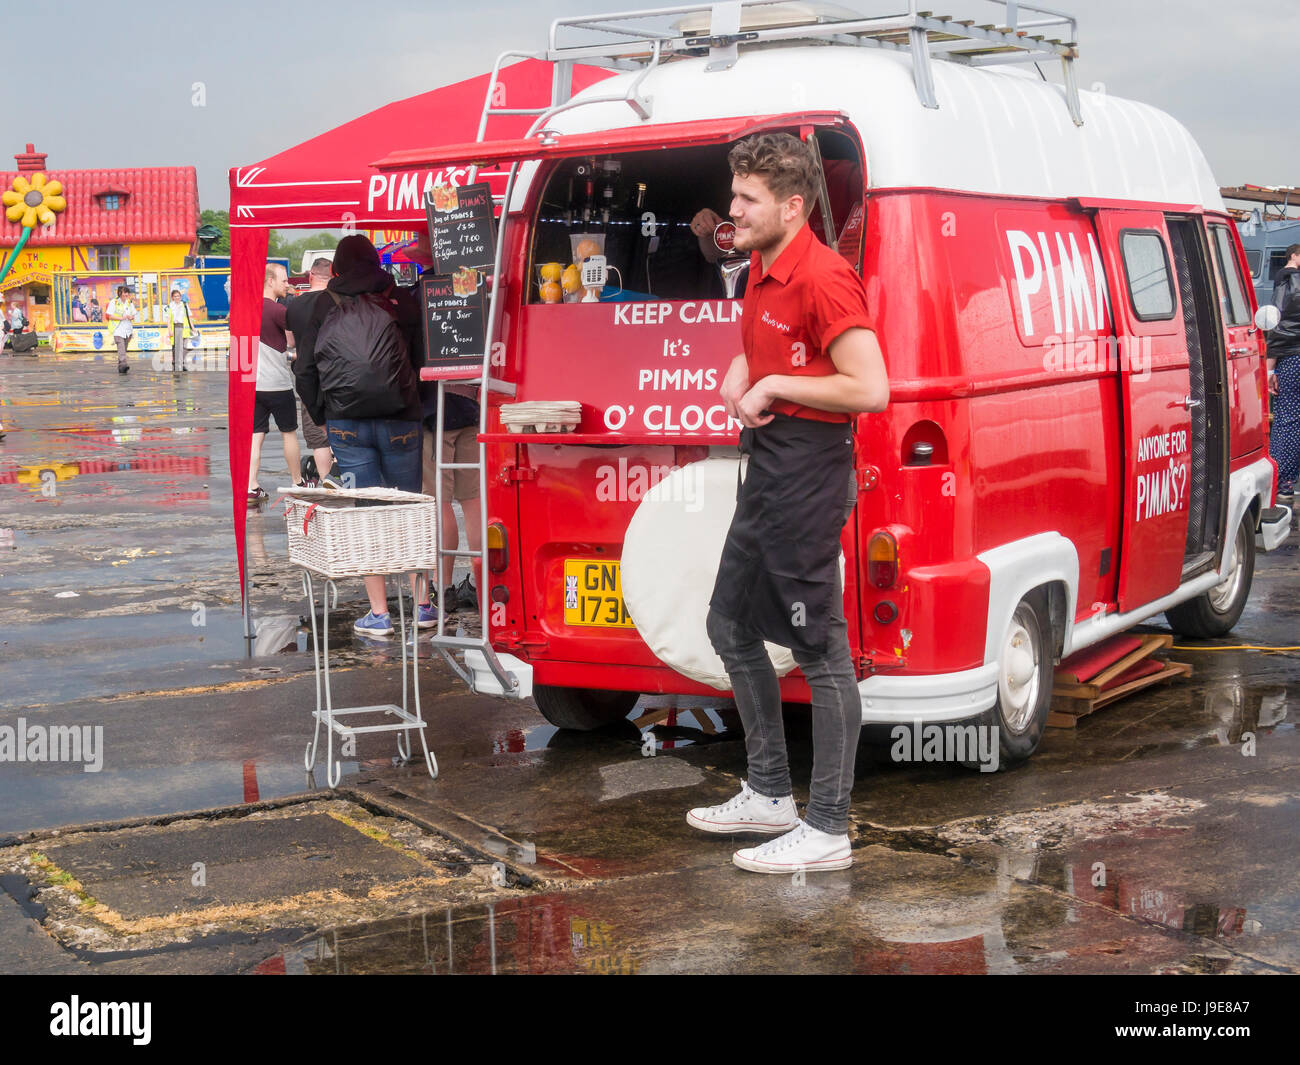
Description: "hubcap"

(1209, 524), (1246, 613)
(999, 608), (1041, 734)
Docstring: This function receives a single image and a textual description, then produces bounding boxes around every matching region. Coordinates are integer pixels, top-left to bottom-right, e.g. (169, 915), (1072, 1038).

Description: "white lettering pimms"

(1006, 227), (1111, 337)
(638, 367), (718, 391)
(366, 168), (469, 212)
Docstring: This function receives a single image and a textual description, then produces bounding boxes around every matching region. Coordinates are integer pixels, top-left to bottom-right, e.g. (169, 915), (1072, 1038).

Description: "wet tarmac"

(2, 350), (1299, 974)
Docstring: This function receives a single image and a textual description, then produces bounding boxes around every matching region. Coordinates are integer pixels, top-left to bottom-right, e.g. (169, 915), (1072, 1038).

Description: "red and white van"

(378, 2), (1292, 763)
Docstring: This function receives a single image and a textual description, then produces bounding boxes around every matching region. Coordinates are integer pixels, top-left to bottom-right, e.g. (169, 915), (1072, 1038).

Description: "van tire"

(967, 590), (1054, 769)
(533, 685), (640, 731)
(1164, 514), (1255, 638)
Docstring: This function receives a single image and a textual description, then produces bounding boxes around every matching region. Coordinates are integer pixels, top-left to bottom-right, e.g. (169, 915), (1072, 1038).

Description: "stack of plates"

(499, 401), (582, 434)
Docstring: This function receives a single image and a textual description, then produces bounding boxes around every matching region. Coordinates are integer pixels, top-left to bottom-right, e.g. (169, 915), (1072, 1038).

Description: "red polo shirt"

(740, 221), (872, 424)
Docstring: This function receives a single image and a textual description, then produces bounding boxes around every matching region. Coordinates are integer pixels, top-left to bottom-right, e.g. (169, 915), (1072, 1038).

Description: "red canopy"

(226, 60), (611, 602)
(230, 60), (610, 231)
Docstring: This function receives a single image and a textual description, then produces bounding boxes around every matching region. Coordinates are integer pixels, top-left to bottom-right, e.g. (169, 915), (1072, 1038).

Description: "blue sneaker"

(354, 610), (393, 636)
(416, 602), (438, 630)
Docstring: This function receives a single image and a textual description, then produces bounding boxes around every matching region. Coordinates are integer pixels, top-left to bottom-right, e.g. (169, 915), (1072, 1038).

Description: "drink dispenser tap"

(712, 221), (749, 299)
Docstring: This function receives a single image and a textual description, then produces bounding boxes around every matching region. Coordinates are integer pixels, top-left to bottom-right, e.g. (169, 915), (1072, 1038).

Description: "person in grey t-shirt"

(247, 263), (301, 504)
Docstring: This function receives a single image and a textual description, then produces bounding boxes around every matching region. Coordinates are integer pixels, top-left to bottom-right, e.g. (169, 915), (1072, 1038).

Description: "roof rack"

(544, 1), (1083, 124)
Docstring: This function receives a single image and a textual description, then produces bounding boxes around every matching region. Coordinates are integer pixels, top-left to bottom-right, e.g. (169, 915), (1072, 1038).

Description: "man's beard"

(734, 218), (783, 253)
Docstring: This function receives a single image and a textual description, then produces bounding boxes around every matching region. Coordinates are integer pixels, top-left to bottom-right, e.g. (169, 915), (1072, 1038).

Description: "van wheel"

(968, 591), (1054, 769)
(532, 685), (640, 731)
(1165, 514), (1255, 638)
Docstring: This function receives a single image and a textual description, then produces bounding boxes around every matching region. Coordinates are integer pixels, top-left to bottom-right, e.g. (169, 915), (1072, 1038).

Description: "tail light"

(868, 531), (898, 589)
(487, 522), (508, 573)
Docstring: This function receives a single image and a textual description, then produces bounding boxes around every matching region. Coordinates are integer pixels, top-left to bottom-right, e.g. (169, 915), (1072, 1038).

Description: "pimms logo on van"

(1002, 222), (1111, 341)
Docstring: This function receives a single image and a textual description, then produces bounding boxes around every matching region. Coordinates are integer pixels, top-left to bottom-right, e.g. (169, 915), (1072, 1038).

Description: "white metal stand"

(301, 569), (438, 787)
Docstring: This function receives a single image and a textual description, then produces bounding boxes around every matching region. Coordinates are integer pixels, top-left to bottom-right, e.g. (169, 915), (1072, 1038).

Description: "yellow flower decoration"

(3, 172), (67, 228)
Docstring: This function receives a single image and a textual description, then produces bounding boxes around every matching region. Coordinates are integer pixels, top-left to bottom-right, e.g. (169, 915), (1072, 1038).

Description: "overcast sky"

(4, 0), (1296, 215)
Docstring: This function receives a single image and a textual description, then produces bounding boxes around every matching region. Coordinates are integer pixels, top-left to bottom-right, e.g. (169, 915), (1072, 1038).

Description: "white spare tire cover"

(621, 457), (797, 689)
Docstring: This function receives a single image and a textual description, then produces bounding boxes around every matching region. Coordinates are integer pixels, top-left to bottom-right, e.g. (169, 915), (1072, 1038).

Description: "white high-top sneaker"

(686, 780), (799, 835)
(732, 820), (852, 873)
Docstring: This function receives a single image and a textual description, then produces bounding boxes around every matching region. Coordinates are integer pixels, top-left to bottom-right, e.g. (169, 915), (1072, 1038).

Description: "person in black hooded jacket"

(1267, 244), (1300, 498)
(292, 234), (434, 635)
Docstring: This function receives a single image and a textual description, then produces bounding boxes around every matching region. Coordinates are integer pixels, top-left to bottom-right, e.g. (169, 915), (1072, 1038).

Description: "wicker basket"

(281, 486), (439, 578)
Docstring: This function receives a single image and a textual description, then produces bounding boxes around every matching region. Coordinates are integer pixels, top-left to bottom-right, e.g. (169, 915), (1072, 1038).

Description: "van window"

(1268, 248), (1291, 285)
(1244, 248), (1262, 276)
(1208, 224), (1250, 326)
(525, 132), (864, 303)
(1120, 230), (1175, 321)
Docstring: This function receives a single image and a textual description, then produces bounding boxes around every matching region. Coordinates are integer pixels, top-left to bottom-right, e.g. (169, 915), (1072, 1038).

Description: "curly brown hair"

(728, 133), (821, 213)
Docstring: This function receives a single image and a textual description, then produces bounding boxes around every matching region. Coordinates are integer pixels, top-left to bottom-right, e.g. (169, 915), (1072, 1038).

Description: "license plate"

(563, 559), (635, 628)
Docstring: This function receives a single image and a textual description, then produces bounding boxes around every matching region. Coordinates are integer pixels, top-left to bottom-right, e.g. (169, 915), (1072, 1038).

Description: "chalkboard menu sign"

(421, 273), (486, 371)
(425, 181), (496, 273)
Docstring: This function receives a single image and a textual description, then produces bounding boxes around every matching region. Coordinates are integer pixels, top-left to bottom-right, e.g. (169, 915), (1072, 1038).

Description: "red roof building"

(1, 144), (200, 333)
(1, 143), (198, 248)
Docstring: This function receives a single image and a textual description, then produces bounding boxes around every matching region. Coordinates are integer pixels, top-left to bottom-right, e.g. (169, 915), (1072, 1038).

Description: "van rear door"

(394, 114), (867, 685)
(1090, 209), (1193, 611)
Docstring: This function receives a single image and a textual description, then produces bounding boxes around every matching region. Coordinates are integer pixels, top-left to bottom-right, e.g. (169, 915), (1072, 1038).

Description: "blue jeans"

(326, 418), (422, 493)
(706, 579), (861, 835)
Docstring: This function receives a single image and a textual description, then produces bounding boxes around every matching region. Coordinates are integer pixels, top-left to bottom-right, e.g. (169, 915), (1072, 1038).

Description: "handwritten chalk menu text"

(421, 275), (486, 370)
(426, 181), (496, 273)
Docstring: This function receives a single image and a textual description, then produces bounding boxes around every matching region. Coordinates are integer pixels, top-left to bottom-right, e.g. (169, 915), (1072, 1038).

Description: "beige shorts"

(423, 424), (479, 501)
(300, 401), (328, 450)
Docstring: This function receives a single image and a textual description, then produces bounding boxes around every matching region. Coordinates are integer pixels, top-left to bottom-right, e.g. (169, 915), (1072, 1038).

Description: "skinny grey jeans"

(706, 581), (861, 835)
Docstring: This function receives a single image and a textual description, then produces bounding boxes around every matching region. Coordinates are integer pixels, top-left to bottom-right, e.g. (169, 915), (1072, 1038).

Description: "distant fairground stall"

(0, 142), (230, 356)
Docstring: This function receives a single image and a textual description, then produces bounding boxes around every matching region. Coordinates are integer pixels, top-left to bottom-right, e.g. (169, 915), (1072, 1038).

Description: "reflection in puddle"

(252, 897), (639, 975)
(487, 697), (743, 759)
(1109, 678), (1290, 761)
(1199, 680), (1288, 747)
(1064, 861), (1255, 939)
(858, 852), (1035, 974)
(635, 697), (741, 751)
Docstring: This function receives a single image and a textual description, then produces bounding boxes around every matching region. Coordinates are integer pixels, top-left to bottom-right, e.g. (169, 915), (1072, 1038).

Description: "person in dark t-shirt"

(247, 263), (300, 503)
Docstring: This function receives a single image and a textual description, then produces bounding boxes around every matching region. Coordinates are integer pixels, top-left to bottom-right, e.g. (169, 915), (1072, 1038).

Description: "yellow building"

(1, 143), (207, 351)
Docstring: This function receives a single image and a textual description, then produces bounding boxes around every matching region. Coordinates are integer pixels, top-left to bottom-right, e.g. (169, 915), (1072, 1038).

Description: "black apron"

(709, 413), (856, 655)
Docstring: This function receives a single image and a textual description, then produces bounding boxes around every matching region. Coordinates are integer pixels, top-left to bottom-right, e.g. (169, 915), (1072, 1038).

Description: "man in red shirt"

(686, 133), (889, 874)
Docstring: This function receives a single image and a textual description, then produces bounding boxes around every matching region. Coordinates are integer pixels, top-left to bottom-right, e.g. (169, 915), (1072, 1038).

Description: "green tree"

(198, 209), (230, 253)
(268, 231), (341, 273)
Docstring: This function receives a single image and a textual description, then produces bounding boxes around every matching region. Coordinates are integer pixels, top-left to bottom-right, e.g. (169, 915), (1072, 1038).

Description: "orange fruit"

(561, 264), (582, 294)
(539, 262), (562, 283)
(540, 281), (562, 303)
(574, 239), (602, 261)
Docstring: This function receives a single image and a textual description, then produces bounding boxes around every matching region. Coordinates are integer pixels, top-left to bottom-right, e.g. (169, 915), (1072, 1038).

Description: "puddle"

(1058, 860), (1259, 940)
(634, 699), (742, 751)
(0, 759), (316, 836)
(0, 609), (281, 710)
(251, 894), (641, 975)
(1093, 680), (1293, 761)
(487, 698), (743, 760)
